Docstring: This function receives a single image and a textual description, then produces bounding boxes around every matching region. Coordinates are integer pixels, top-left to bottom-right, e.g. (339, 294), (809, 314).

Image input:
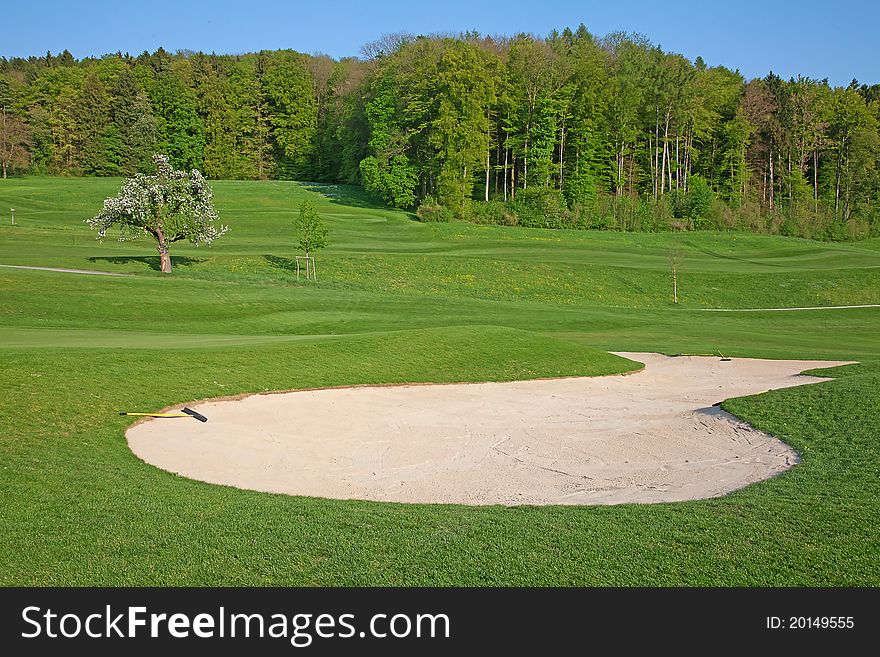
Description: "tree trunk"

(485, 152), (490, 202)
(628, 151), (634, 196)
(558, 118), (566, 191)
(660, 111), (670, 195)
(1, 160), (6, 179)
(769, 140), (775, 212)
(654, 105), (660, 200)
(844, 139), (851, 220)
(660, 138), (666, 195)
(788, 152), (792, 202)
(503, 147), (509, 202)
(155, 223), (172, 274)
(510, 153), (516, 201)
(686, 127), (693, 191)
(494, 134), (501, 196)
(485, 111), (491, 203)
(834, 141), (842, 216)
(813, 148), (818, 212)
(158, 245), (172, 273)
(675, 133), (680, 191)
(710, 136), (716, 187)
(683, 131), (688, 190)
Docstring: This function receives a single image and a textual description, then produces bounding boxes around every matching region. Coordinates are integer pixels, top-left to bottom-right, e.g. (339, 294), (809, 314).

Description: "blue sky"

(4, 0), (877, 86)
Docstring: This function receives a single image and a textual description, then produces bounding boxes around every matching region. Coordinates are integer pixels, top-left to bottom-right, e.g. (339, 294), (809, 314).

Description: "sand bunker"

(127, 353), (849, 506)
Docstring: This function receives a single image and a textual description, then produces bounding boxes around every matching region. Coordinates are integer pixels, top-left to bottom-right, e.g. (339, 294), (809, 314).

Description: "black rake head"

(181, 407), (208, 423)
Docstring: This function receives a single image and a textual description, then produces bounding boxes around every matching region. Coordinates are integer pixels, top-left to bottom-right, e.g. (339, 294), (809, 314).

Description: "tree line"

(2, 26), (879, 239)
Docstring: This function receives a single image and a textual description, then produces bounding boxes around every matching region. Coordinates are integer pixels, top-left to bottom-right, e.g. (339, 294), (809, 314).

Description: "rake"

(119, 407), (208, 422)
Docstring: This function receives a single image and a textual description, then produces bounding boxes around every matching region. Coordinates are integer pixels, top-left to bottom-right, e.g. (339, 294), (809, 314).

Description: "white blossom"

(86, 154), (229, 248)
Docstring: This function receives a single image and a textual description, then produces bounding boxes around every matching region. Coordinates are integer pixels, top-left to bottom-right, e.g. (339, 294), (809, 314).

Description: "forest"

(2, 26), (879, 240)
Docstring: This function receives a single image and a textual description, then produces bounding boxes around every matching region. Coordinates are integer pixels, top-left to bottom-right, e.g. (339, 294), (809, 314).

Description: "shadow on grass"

(87, 255), (205, 272)
(264, 254), (296, 274)
(301, 182), (419, 221)
(301, 183), (387, 210)
(684, 242), (786, 268)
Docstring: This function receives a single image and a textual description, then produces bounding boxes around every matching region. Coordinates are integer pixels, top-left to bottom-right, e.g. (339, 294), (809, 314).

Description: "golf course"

(1, 177), (879, 586)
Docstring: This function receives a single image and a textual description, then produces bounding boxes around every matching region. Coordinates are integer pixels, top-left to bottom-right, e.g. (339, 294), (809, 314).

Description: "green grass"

(3, 177), (880, 311)
(1, 176), (878, 585)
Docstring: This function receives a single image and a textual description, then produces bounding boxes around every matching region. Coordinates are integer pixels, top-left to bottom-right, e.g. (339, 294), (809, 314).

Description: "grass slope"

(0, 177), (878, 585)
(2, 177), (880, 311)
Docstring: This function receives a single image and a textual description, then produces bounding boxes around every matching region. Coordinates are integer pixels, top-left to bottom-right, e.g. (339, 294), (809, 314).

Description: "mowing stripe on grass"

(0, 327), (348, 349)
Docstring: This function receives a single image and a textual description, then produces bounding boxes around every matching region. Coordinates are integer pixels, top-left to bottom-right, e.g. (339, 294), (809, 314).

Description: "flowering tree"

(87, 154), (228, 273)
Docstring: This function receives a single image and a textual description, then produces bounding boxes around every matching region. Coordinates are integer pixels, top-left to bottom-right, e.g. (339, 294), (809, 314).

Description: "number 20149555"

(766, 616), (854, 629)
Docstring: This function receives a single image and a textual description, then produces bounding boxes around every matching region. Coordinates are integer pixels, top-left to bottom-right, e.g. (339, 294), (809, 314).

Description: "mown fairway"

(1, 178), (878, 585)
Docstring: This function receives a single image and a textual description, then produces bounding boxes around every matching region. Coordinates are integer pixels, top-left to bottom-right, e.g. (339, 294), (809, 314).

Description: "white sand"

(127, 353), (849, 506)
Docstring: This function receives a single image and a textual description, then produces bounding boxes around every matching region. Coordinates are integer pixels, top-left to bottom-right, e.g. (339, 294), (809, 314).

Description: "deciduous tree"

(87, 154), (227, 273)
(0, 108), (31, 178)
(292, 200), (329, 280)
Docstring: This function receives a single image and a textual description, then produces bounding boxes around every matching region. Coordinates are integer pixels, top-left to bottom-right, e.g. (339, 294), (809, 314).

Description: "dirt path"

(127, 353), (851, 506)
(0, 264), (132, 276)
(697, 304), (879, 311)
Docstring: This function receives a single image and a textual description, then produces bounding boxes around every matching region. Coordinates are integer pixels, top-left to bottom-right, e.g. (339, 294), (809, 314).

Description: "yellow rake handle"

(119, 412), (190, 418)
(119, 407), (208, 422)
